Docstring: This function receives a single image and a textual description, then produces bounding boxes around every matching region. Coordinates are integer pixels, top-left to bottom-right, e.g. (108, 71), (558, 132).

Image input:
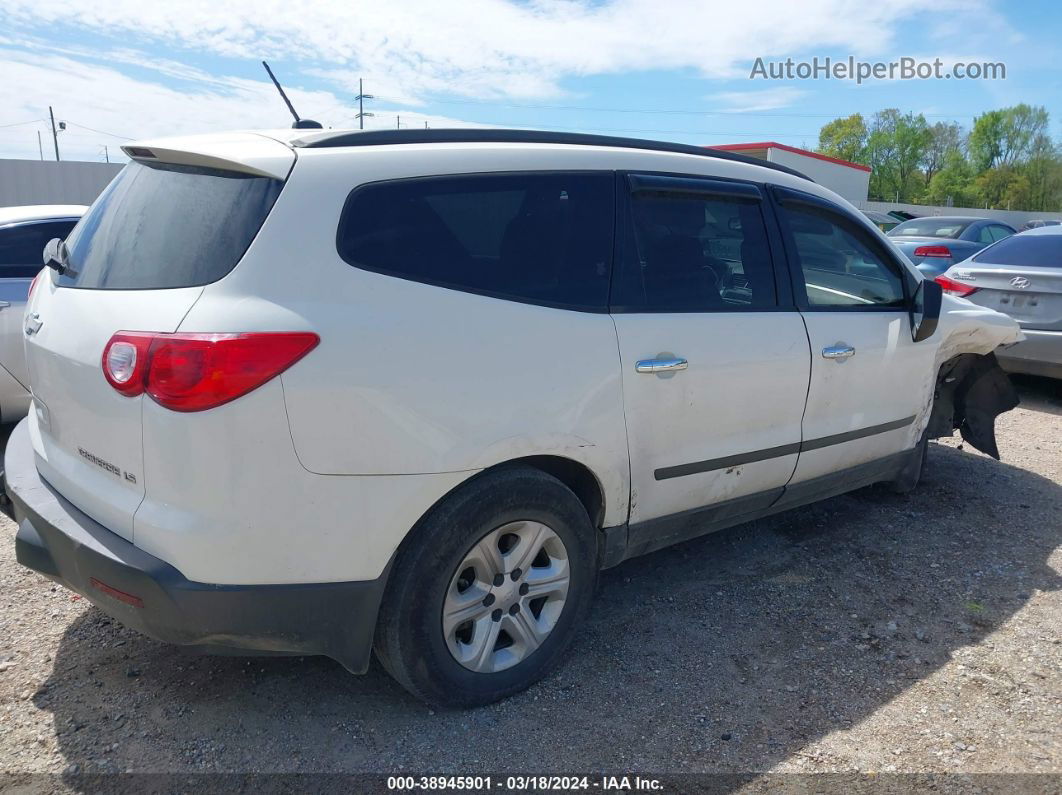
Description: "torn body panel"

(928, 353), (1020, 459)
(917, 299), (1023, 459)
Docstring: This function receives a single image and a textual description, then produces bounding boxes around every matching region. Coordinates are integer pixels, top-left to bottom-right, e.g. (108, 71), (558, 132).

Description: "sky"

(0, 0), (1060, 164)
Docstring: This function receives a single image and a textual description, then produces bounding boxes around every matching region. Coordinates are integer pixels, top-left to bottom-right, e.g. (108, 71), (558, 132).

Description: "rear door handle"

(635, 357), (688, 373)
(822, 345), (855, 360)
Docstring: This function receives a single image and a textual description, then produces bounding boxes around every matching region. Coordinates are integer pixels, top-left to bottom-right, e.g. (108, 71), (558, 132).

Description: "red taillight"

(913, 245), (953, 258)
(934, 275), (979, 298)
(27, 271), (43, 301)
(101, 332), (319, 411)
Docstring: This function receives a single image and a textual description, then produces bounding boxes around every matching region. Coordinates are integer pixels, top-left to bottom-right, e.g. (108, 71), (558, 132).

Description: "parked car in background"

(862, 209), (899, 233)
(0, 205), (86, 422)
(1019, 219), (1062, 231)
(3, 129), (1022, 707)
(937, 226), (1062, 379)
(888, 217), (1016, 278)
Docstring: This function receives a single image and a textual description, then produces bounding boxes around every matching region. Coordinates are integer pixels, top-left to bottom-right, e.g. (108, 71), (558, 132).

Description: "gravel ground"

(0, 376), (1059, 788)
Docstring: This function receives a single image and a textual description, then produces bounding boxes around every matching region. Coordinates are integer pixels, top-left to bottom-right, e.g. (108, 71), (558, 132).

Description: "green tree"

(968, 104), (1049, 171)
(921, 121), (964, 189)
(865, 109), (931, 202)
(975, 166), (1031, 209)
(817, 113), (867, 163)
(818, 104), (1061, 211)
(925, 150), (977, 206)
(1022, 134), (1062, 211)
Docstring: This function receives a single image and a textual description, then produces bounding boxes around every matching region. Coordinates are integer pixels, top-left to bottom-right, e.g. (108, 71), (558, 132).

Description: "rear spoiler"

(120, 133), (295, 180)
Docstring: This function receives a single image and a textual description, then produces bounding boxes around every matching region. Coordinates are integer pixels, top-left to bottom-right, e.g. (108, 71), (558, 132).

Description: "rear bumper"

(997, 329), (1062, 379)
(2, 419), (385, 673)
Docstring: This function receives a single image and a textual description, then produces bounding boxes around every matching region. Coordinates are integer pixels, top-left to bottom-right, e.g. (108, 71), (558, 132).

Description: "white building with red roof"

(709, 142), (871, 205)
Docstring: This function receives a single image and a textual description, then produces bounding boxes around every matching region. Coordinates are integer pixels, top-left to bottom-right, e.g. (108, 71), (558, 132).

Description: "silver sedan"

(0, 205), (86, 422)
(936, 225), (1062, 379)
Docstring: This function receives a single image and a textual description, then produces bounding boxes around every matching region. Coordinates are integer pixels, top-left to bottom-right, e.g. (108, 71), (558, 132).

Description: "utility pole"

(424, 121), (429, 129)
(48, 106), (60, 161)
(396, 115), (400, 129)
(103, 145), (110, 163)
(37, 131), (43, 160)
(355, 78), (374, 129)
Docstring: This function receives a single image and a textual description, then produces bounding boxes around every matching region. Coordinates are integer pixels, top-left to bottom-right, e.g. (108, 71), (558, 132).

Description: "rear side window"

(59, 161), (283, 290)
(337, 172), (614, 311)
(972, 233), (1062, 267)
(612, 182), (777, 312)
(0, 220), (77, 277)
(988, 224), (1014, 242)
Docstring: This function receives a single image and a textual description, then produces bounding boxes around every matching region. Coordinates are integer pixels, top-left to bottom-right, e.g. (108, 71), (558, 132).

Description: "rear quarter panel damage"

(922, 299), (1023, 458)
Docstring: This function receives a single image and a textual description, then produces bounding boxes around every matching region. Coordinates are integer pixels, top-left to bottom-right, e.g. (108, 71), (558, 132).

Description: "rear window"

(972, 233), (1062, 267)
(337, 172), (614, 311)
(889, 219), (970, 239)
(58, 161), (283, 290)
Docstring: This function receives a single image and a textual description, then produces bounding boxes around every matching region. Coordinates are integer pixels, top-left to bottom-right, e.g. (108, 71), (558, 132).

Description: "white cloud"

(0, 0), (1017, 160)
(0, 49), (490, 161)
(708, 87), (809, 113)
(1, 0), (987, 102)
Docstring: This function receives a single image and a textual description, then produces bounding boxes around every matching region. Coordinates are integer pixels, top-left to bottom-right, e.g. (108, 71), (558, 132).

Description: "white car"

(3, 130), (1022, 707)
(0, 205), (86, 422)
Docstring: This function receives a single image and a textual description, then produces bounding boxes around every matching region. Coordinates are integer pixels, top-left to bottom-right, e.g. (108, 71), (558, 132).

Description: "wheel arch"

(927, 351), (1019, 459)
(388, 455), (610, 583)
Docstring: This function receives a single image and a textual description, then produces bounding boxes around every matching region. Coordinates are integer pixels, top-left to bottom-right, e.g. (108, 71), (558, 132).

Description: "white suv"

(3, 129), (1022, 707)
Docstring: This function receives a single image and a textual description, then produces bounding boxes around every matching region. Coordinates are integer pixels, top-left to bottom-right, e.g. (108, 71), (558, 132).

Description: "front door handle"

(822, 345), (855, 360)
(635, 357), (688, 374)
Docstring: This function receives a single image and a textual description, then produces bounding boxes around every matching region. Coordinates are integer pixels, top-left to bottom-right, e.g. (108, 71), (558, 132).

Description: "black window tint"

(60, 161), (283, 290)
(614, 189), (776, 311)
(972, 233), (1062, 267)
(782, 206), (905, 308)
(338, 172), (614, 310)
(0, 220), (77, 277)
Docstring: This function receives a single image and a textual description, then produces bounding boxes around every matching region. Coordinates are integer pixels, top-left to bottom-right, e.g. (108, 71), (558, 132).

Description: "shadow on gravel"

(1008, 374), (1062, 417)
(32, 441), (1062, 778)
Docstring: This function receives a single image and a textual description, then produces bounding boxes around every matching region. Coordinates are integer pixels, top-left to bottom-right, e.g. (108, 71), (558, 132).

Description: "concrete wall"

(0, 159), (122, 207)
(858, 200), (1062, 228)
(766, 148), (871, 205)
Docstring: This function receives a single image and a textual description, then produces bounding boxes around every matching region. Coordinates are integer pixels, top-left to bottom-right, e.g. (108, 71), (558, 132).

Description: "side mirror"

(910, 278), (942, 342)
(42, 238), (65, 274)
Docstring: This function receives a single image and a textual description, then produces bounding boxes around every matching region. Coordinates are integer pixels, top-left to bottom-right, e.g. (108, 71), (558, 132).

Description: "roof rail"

(290, 128), (813, 182)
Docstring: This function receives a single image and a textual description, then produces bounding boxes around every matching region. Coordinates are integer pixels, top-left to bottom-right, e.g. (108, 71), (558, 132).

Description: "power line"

(373, 95), (972, 119)
(62, 121), (134, 140)
(0, 118), (45, 129)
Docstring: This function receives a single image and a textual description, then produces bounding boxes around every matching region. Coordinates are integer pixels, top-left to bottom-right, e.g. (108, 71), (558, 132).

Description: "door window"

(613, 182), (777, 312)
(780, 205), (906, 309)
(0, 220), (77, 278)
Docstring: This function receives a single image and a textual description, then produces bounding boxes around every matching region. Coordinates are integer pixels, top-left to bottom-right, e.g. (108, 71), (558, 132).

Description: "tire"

(891, 428), (929, 494)
(373, 467), (599, 707)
